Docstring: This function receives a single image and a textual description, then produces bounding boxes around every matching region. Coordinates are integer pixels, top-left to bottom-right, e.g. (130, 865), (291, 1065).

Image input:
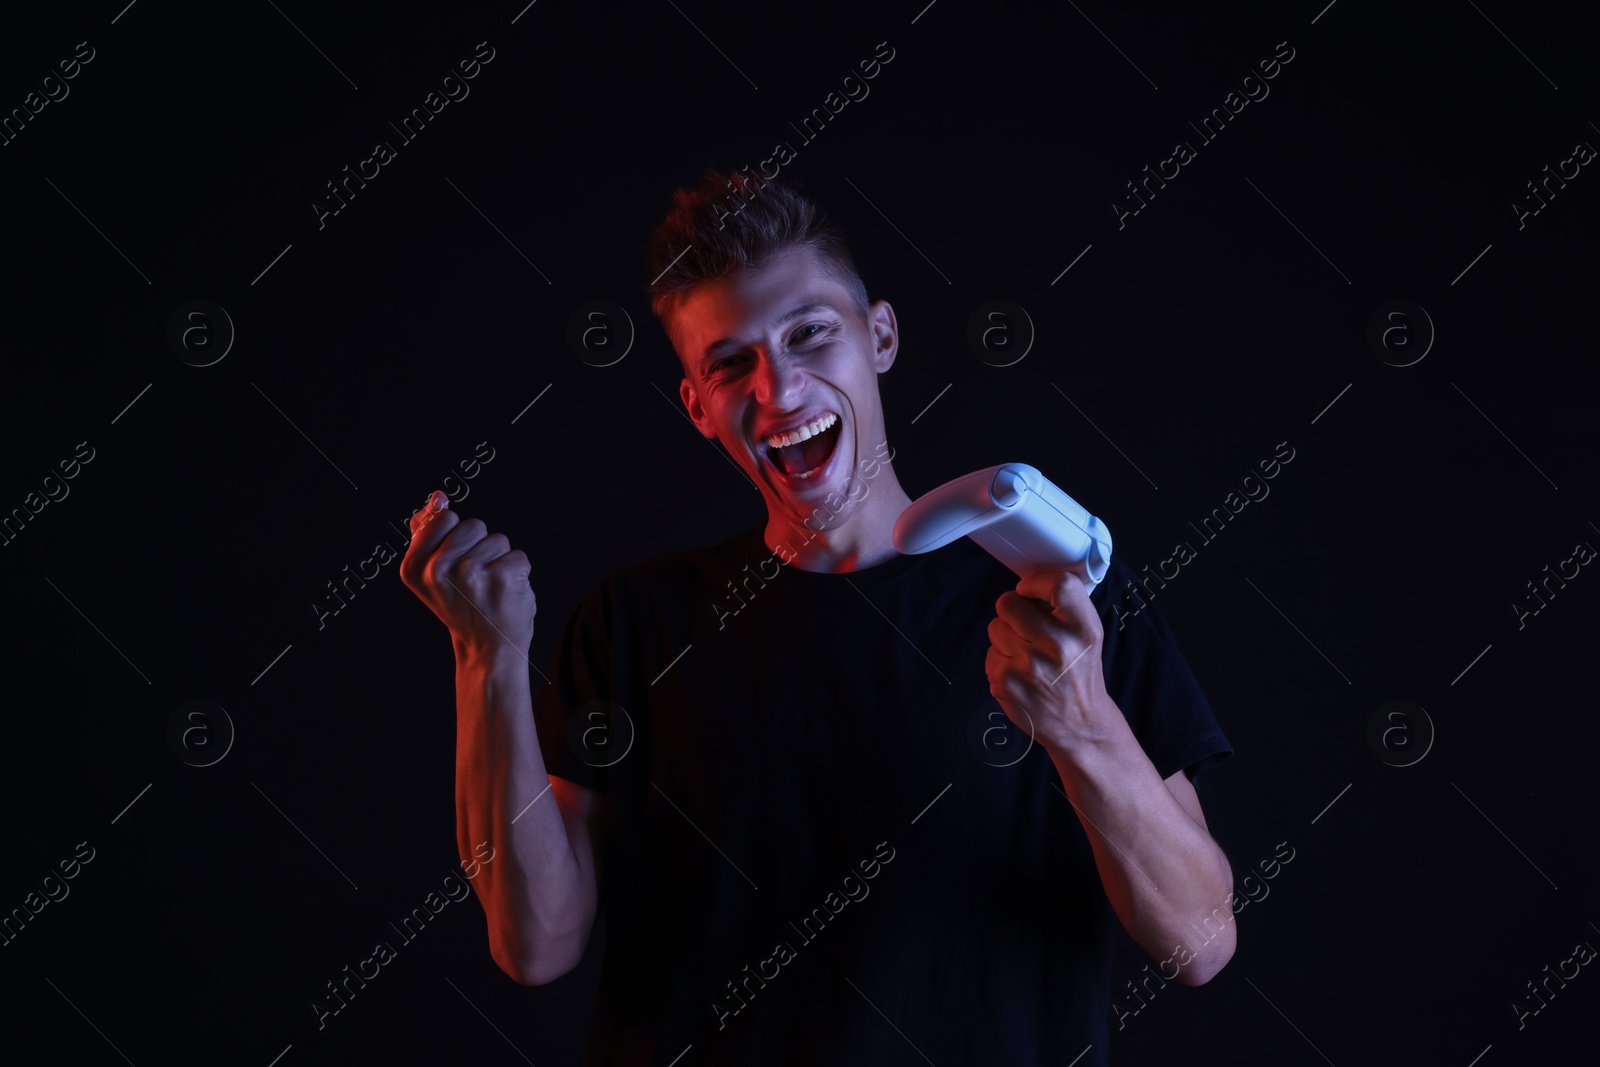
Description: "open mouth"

(761, 412), (843, 481)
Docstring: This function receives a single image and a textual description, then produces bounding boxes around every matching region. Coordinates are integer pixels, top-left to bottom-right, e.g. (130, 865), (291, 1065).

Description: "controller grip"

(892, 463), (1113, 591)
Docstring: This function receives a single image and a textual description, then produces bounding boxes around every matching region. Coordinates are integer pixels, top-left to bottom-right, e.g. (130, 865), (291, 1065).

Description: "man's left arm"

(986, 569), (1235, 985)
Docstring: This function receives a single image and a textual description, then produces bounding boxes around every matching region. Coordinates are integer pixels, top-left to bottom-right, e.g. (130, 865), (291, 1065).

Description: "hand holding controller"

(891, 463), (1113, 592)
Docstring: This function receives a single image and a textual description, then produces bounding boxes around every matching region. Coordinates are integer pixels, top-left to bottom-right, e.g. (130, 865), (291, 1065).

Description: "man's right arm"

(400, 489), (603, 986)
(456, 647), (604, 985)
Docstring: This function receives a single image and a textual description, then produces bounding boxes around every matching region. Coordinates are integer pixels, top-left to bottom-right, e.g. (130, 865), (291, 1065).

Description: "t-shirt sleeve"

(530, 576), (617, 794)
(1092, 556), (1232, 782)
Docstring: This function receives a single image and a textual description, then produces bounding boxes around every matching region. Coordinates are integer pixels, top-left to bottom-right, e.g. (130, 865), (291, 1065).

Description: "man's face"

(673, 245), (898, 531)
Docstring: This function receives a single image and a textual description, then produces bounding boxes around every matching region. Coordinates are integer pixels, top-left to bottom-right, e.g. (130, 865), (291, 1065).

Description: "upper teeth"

(765, 412), (838, 449)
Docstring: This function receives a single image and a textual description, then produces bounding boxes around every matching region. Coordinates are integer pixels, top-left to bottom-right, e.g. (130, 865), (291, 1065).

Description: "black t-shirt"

(531, 524), (1231, 1066)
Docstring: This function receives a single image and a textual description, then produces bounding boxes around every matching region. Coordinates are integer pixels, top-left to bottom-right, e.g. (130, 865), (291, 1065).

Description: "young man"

(400, 171), (1236, 1065)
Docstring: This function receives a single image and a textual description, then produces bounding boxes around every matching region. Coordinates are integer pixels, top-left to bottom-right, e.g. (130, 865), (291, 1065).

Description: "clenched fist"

(400, 489), (536, 662)
(984, 569), (1116, 756)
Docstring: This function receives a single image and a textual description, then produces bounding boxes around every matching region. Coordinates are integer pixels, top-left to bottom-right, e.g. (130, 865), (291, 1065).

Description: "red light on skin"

(670, 246), (913, 573)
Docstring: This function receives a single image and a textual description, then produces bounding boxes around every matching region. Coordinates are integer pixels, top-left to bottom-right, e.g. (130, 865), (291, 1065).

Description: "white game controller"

(892, 463), (1113, 592)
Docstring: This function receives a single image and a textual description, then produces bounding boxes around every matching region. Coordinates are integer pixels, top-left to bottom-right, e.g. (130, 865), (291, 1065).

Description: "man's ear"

(679, 376), (717, 438)
(869, 300), (898, 372)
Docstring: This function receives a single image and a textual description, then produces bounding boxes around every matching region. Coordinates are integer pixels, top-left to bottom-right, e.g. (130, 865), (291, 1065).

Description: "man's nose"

(753, 350), (805, 405)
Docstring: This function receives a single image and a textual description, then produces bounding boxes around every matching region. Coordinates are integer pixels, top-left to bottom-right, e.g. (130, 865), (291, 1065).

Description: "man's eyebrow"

(702, 303), (840, 360)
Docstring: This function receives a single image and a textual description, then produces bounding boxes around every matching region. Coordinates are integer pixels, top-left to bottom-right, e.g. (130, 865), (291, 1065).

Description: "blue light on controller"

(891, 463), (1113, 592)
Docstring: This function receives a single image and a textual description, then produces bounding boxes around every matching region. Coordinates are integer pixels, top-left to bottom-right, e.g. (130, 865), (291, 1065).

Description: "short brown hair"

(645, 169), (871, 349)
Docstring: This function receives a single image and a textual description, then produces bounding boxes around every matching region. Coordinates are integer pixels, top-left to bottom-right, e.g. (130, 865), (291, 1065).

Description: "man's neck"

(763, 477), (916, 574)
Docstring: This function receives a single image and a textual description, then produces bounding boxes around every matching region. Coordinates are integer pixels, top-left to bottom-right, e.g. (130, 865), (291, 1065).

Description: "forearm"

(454, 646), (592, 984)
(1044, 703), (1235, 984)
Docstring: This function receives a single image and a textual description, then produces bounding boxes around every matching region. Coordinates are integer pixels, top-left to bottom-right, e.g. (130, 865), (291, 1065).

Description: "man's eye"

(794, 324), (828, 342)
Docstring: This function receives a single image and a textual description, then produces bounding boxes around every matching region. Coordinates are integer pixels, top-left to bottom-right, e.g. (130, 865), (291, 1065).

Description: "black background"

(2, 1), (1596, 1064)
